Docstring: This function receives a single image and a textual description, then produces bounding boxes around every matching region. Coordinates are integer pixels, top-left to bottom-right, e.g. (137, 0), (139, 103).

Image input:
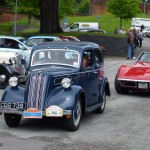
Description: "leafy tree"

(59, 0), (75, 19)
(0, 0), (14, 7)
(107, 0), (142, 29)
(76, 0), (82, 3)
(17, 0), (39, 24)
(1, 0), (74, 33)
(16, 0), (75, 32)
(78, 0), (90, 15)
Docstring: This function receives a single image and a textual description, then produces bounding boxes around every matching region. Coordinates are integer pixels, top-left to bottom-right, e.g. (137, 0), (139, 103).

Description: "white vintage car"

(0, 35), (35, 63)
(0, 51), (28, 89)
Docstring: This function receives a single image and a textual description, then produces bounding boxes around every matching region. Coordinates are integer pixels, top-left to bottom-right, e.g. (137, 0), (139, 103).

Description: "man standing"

(138, 29), (144, 47)
(127, 29), (135, 59)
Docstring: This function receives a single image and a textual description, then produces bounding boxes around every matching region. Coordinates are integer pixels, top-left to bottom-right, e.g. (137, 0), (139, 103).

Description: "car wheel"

(0, 68), (11, 89)
(95, 90), (106, 114)
(66, 99), (82, 132)
(115, 76), (129, 94)
(4, 113), (22, 127)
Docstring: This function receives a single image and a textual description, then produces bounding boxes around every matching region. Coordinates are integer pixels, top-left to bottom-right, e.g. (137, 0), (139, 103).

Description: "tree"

(39, 0), (75, 34)
(39, 0), (62, 34)
(59, 0), (75, 19)
(0, 0), (14, 7)
(78, 0), (90, 15)
(2, 0), (74, 33)
(17, 0), (39, 25)
(107, 0), (142, 29)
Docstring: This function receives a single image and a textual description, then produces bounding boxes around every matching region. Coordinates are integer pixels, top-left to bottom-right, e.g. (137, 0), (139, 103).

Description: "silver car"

(0, 36), (35, 63)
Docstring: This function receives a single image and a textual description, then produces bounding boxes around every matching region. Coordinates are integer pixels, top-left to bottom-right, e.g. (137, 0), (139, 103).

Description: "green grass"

(1, 12), (150, 36)
(66, 12), (150, 34)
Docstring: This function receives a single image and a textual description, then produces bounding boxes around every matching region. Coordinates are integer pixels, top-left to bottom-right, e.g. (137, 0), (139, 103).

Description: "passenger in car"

(82, 57), (88, 68)
(82, 54), (89, 68)
(6, 40), (19, 49)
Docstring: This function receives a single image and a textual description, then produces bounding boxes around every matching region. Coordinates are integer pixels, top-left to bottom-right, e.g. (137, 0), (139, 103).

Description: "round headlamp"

(9, 77), (18, 87)
(61, 78), (71, 89)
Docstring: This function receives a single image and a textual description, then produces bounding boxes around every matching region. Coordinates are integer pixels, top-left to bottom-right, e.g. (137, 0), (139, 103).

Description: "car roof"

(0, 35), (25, 40)
(28, 36), (59, 39)
(31, 41), (100, 54)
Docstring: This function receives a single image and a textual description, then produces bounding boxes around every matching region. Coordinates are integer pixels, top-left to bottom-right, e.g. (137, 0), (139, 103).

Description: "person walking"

(138, 29), (144, 47)
(127, 29), (135, 59)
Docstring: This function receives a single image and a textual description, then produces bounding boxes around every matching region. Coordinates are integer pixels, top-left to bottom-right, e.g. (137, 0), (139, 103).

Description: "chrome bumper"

(0, 109), (72, 116)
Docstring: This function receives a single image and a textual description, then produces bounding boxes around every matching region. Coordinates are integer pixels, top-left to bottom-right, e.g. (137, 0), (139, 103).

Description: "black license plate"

(0, 102), (26, 109)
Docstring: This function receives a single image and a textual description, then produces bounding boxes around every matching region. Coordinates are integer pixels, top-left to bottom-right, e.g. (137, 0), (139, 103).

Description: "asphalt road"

(0, 37), (150, 150)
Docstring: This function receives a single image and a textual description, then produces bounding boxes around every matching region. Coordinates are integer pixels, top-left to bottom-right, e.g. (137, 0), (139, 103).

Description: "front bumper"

(0, 109), (72, 116)
(118, 78), (150, 90)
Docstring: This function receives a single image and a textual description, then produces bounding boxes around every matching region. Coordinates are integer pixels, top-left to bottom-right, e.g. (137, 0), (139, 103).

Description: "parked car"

(0, 41), (110, 131)
(63, 22), (99, 32)
(59, 36), (80, 41)
(28, 36), (62, 45)
(79, 28), (106, 34)
(145, 29), (150, 37)
(115, 52), (150, 94)
(142, 28), (150, 37)
(0, 36), (35, 62)
(0, 51), (28, 89)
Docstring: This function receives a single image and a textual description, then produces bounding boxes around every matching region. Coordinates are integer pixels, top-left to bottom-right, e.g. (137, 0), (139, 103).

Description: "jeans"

(127, 44), (134, 59)
(139, 38), (143, 47)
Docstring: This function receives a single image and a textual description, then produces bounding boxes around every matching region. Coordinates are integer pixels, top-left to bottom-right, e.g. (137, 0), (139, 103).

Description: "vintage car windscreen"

(31, 49), (80, 68)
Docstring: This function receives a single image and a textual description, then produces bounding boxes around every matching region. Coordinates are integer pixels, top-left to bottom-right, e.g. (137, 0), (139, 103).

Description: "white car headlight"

(61, 78), (71, 89)
(9, 77), (18, 87)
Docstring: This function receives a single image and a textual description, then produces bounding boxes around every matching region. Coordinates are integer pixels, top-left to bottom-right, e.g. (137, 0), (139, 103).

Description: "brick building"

(0, 7), (25, 23)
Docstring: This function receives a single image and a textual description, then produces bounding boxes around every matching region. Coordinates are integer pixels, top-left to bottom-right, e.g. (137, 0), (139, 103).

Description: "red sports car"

(115, 52), (150, 94)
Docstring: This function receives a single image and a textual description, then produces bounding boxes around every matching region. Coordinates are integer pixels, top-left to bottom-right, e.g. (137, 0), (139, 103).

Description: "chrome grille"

(27, 73), (46, 110)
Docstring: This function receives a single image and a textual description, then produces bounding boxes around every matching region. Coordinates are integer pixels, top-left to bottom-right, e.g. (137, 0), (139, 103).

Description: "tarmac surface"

(0, 36), (149, 150)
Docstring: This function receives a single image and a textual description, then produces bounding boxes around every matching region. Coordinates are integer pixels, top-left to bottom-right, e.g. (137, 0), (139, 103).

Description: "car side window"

(44, 38), (53, 42)
(95, 49), (103, 66)
(4, 39), (19, 49)
(0, 38), (5, 47)
(30, 38), (44, 44)
(70, 23), (79, 29)
(81, 51), (94, 69)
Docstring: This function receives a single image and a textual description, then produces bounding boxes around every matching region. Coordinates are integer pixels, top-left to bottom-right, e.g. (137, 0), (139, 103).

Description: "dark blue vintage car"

(0, 41), (110, 131)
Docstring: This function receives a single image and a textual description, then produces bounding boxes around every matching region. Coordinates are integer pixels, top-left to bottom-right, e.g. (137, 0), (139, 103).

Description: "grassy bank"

(66, 12), (150, 33)
(0, 12), (150, 36)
